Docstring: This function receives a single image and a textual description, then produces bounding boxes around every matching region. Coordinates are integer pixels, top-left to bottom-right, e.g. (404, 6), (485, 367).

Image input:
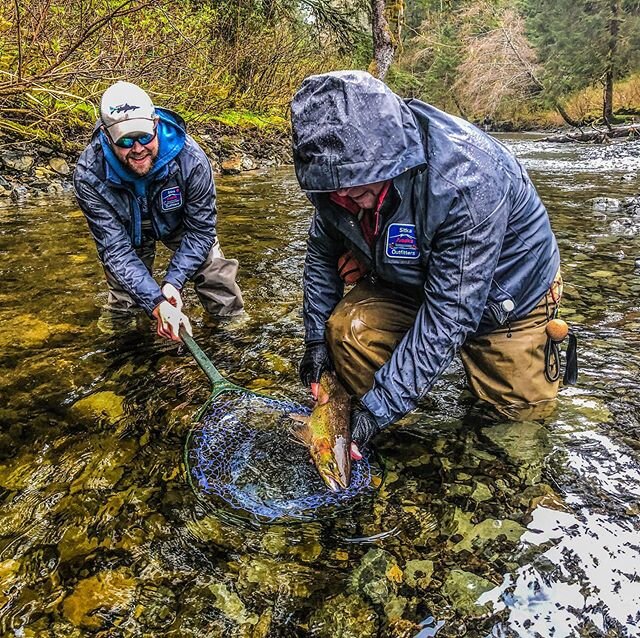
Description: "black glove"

(351, 400), (380, 449)
(299, 340), (333, 386)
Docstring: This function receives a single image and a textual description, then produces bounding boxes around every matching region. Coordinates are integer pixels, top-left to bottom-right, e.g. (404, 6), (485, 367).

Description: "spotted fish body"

(291, 372), (352, 491)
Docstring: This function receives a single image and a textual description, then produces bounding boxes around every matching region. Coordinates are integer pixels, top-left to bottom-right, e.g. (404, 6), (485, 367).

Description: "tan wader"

(326, 275), (562, 421)
(104, 223), (244, 316)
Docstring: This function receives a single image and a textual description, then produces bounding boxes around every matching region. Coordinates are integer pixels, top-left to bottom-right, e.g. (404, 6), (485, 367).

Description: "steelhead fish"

(290, 372), (352, 492)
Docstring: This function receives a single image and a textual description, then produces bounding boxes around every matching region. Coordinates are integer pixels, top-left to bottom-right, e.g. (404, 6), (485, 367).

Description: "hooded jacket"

(74, 108), (217, 315)
(291, 71), (560, 428)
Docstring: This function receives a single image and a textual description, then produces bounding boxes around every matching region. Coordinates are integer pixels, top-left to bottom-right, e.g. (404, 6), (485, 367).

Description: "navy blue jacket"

(291, 71), (560, 427)
(74, 108), (217, 315)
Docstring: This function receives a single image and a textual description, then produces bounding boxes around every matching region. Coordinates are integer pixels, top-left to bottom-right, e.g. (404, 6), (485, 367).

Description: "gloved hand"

(161, 282), (184, 312)
(152, 300), (192, 342)
(350, 400), (380, 458)
(299, 340), (333, 399)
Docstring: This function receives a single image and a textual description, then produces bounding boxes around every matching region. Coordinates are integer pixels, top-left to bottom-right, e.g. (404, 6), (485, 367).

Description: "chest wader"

(325, 272), (574, 421)
(104, 222), (244, 317)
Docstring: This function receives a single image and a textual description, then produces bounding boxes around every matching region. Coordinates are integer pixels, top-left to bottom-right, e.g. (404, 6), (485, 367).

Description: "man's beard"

(126, 151), (155, 176)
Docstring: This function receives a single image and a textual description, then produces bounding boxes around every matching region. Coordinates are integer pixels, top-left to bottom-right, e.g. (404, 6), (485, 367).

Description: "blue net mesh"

(186, 390), (372, 521)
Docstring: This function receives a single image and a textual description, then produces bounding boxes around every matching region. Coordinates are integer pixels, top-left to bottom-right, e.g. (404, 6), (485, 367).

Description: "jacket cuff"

(305, 329), (326, 343)
(161, 279), (182, 292)
(145, 294), (166, 317)
(163, 272), (186, 291)
(360, 390), (395, 429)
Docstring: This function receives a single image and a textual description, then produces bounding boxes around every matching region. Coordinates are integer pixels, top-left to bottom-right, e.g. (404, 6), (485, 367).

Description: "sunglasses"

(109, 127), (157, 149)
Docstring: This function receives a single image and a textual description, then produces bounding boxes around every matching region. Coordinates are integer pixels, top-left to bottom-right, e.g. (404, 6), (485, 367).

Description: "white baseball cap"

(100, 81), (156, 143)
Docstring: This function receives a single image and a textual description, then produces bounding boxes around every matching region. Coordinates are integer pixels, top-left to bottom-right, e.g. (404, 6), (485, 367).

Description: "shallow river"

(1, 134), (639, 637)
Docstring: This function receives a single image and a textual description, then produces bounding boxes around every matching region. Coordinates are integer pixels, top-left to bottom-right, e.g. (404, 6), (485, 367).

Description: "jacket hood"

(291, 71), (427, 192)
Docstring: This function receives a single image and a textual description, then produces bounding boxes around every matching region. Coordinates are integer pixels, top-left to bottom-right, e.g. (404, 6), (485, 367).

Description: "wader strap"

(544, 338), (561, 383)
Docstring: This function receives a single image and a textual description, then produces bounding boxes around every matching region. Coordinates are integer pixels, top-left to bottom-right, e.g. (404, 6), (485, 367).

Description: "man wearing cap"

(292, 71), (566, 456)
(74, 81), (244, 341)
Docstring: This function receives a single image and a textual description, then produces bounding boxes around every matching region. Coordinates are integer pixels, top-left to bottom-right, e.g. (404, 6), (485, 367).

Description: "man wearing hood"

(74, 81), (244, 341)
(292, 71), (566, 456)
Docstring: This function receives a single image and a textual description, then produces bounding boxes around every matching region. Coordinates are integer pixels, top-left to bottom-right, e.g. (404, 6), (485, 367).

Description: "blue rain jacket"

(74, 108), (217, 315)
(291, 71), (560, 428)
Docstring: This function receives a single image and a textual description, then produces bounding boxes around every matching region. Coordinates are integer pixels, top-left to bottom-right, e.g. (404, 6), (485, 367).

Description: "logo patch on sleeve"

(386, 223), (420, 259)
(161, 187), (183, 211)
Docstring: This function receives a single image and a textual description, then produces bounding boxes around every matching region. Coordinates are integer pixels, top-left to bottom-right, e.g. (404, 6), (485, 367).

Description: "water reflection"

(0, 139), (639, 636)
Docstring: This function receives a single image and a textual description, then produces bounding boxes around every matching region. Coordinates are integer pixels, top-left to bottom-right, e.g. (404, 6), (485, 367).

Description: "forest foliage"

(1, 0), (640, 148)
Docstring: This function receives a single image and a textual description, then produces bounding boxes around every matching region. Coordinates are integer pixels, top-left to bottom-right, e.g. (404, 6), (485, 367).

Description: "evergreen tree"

(521, 0), (640, 121)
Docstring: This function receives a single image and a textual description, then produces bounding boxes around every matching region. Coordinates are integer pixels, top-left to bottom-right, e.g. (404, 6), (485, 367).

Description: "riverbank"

(0, 121), (292, 205)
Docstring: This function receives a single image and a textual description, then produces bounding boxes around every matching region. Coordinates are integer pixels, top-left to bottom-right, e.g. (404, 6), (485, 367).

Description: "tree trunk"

(554, 100), (584, 128)
(603, 0), (620, 125)
(370, 0), (404, 80)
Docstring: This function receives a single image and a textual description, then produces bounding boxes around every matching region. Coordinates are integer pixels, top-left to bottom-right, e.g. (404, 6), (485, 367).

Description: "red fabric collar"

(328, 181), (391, 216)
(329, 181), (391, 246)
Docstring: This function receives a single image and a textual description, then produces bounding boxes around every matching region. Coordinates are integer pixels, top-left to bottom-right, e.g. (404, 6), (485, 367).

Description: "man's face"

(335, 180), (387, 210)
(110, 125), (159, 176)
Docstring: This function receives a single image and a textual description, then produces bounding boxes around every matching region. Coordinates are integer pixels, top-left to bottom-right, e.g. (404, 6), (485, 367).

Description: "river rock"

(221, 156), (243, 174)
(1, 151), (35, 172)
(589, 196), (620, 212)
(49, 157), (70, 175)
(404, 559), (434, 589)
(68, 391), (125, 425)
(62, 567), (137, 629)
(47, 180), (65, 195)
(208, 582), (258, 626)
(236, 556), (313, 597)
(349, 548), (402, 606)
(452, 517), (526, 552)
(441, 569), (495, 617)
(11, 185), (28, 203)
(0, 559), (20, 607)
(308, 592), (377, 638)
(482, 421), (549, 483)
(240, 156), (256, 171)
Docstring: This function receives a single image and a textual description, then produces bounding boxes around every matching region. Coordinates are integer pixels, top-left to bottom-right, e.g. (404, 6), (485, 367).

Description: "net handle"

(179, 326), (228, 390)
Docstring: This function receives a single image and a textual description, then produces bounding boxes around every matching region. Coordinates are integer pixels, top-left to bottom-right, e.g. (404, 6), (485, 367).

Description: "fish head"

(311, 435), (351, 492)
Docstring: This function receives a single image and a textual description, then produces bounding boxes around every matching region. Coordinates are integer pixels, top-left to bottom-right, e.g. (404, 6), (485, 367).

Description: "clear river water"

(1, 134), (639, 637)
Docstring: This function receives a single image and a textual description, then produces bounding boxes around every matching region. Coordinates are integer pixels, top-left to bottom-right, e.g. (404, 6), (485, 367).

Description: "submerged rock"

(349, 548), (402, 606)
(69, 391), (125, 425)
(209, 582), (259, 627)
(441, 569), (495, 618)
(62, 567), (137, 630)
(309, 592), (377, 638)
(404, 559), (434, 590)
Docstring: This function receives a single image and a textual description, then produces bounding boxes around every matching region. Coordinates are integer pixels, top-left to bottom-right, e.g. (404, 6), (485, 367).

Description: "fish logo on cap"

(109, 103), (140, 115)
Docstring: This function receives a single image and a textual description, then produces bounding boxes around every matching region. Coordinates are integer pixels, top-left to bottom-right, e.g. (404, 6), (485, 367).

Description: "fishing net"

(186, 390), (372, 521)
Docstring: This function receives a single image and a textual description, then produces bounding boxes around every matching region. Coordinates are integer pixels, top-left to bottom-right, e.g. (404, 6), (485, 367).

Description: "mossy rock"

(404, 559), (434, 590)
(62, 568), (137, 630)
(236, 557), (313, 598)
(349, 548), (402, 606)
(441, 569), (495, 618)
(309, 593), (377, 638)
(208, 582), (259, 626)
(69, 391), (125, 425)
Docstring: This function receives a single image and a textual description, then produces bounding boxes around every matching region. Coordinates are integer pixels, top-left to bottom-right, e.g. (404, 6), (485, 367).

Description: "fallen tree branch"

(541, 124), (640, 143)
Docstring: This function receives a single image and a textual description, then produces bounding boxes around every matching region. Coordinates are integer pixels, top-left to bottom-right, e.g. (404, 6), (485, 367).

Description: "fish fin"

(289, 419), (313, 446)
(289, 413), (310, 424)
